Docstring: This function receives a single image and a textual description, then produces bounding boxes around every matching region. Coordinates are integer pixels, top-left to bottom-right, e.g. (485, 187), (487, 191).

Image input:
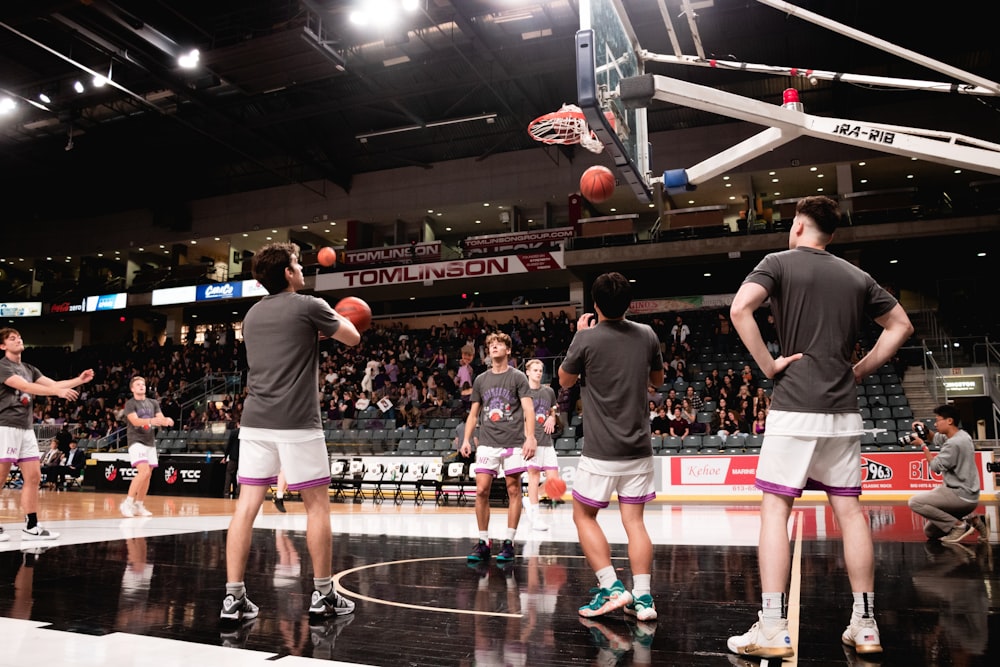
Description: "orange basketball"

(580, 165), (615, 203)
(544, 476), (566, 500)
(334, 296), (371, 332)
(317, 246), (337, 267)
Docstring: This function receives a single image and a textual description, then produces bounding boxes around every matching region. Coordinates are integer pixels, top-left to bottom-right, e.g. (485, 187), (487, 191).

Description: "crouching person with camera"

(907, 404), (990, 543)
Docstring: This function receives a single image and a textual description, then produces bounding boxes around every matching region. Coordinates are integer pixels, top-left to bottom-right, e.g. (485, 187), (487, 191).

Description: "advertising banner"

(48, 300), (86, 314)
(315, 251), (565, 290)
(462, 227), (574, 256)
(343, 241), (441, 265)
(85, 292), (127, 312)
(0, 301), (42, 317)
(663, 451), (995, 497)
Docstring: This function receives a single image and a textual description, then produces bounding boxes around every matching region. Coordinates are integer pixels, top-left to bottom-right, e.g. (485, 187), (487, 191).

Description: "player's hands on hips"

(578, 313), (596, 330)
(765, 352), (803, 378)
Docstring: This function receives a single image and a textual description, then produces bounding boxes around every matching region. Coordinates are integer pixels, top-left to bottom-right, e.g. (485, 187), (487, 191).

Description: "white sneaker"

(135, 502), (153, 517)
(727, 611), (793, 658)
(842, 617), (882, 654)
(22, 526), (60, 541)
(0, 527), (9, 542)
(120, 498), (136, 518)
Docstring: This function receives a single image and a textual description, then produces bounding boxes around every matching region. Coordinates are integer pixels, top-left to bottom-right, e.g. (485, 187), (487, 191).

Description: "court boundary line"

(333, 554), (594, 618)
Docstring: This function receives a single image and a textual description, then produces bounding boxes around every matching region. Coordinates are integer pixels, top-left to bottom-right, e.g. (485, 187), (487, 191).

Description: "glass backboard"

(577, 0), (652, 202)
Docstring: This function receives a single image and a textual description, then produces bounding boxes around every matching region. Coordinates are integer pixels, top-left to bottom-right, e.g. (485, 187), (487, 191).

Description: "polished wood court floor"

(1, 487), (997, 666)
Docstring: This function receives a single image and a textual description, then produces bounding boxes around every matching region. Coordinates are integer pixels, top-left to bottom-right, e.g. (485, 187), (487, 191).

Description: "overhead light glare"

(73, 80), (85, 94)
(178, 49), (200, 69)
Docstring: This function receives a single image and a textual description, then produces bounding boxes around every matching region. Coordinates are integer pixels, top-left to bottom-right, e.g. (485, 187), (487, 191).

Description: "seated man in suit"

(39, 441), (65, 490)
(63, 439), (86, 489)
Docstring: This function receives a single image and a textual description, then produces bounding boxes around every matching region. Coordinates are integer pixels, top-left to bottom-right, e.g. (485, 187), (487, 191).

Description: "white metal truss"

(629, 0), (1000, 192)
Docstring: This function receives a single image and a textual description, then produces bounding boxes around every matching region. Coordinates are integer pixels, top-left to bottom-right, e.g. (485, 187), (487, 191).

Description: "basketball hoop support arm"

(619, 74), (1000, 194)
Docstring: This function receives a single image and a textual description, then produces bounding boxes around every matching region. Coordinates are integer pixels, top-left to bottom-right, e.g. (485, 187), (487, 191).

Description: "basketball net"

(527, 103), (612, 154)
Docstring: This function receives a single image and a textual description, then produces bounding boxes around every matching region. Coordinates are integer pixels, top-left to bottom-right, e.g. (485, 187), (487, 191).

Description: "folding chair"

(360, 462), (386, 504)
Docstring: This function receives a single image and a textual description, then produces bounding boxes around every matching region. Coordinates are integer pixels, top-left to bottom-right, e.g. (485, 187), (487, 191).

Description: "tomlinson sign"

(343, 241), (441, 265)
(315, 252), (564, 290)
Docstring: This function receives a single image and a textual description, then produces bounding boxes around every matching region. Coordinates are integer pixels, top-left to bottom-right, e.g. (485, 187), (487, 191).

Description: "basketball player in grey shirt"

(460, 332), (536, 565)
(559, 272), (664, 621)
(727, 196), (912, 660)
(221, 242), (361, 624)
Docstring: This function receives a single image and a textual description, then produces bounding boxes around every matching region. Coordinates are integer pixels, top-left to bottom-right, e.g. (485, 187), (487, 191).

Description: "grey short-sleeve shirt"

(471, 366), (531, 447)
(125, 397), (161, 446)
(240, 291), (341, 430)
(526, 384), (557, 448)
(744, 247), (897, 413)
(0, 358), (40, 429)
(560, 319), (663, 460)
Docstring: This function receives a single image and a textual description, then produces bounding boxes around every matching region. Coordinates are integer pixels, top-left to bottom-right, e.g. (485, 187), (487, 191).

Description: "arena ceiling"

(1, 0), (998, 241)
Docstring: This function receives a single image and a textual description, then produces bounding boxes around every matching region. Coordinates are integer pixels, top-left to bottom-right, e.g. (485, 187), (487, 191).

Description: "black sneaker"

(220, 594), (259, 622)
(274, 496), (287, 513)
(496, 539), (516, 563)
(467, 539), (491, 561)
(309, 589), (355, 617)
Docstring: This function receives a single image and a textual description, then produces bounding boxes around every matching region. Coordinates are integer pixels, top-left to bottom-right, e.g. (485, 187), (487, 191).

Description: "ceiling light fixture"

(177, 49), (199, 69)
(93, 61), (112, 87)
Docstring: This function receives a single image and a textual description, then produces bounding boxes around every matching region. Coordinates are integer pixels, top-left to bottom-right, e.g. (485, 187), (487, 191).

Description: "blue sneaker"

(578, 580), (633, 617)
(496, 539), (516, 563)
(624, 593), (658, 621)
(467, 539), (491, 561)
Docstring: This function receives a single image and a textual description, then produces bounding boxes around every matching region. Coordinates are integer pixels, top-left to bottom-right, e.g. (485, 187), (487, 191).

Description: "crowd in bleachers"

(23, 305), (909, 456)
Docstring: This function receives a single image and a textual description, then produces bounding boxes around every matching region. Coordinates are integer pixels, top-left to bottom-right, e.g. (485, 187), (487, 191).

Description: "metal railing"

(176, 372), (243, 429)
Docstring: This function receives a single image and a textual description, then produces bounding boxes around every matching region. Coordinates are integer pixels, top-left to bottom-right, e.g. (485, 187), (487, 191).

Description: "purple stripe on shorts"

(526, 464), (559, 471)
(805, 478), (861, 497)
(287, 476), (331, 491)
(474, 467), (498, 477)
(504, 466), (527, 476)
(619, 492), (656, 504)
(571, 489), (609, 509)
(755, 478), (803, 498)
(132, 459), (148, 467)
(238, 475), (280, 487)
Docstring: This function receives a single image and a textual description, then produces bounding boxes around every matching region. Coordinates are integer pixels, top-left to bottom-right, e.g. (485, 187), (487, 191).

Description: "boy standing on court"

(460, 332), (536, 565)
(522, 358), (561, 531)
(120, 376), (173, 517)
(220, 242), (361, 624)
(558, 272), (664, 621)
(727, 195), (912, 659)
(0, 327), (93, 541)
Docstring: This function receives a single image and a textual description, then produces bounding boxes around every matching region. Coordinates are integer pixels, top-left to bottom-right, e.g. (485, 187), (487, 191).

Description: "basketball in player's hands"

(544, 476), (567, 500)
(580, 165), (615, 203)
(317, 246), (337, 267)
(335, 296), (372, 332)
